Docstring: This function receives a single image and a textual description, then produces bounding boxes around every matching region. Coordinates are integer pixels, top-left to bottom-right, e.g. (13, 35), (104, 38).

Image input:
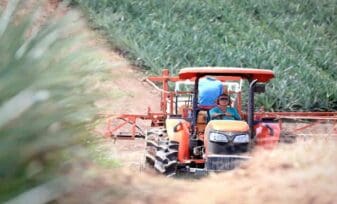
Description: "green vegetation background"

(74, 0), (337, 111)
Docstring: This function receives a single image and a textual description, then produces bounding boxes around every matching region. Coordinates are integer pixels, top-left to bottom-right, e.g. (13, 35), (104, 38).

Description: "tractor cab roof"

(178, 67), (275, 83)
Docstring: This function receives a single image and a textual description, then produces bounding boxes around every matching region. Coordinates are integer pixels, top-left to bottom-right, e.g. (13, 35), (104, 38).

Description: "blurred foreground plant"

(0, 0), (105, 202)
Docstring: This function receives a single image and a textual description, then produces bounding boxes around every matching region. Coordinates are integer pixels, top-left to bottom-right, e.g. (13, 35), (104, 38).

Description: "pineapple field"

(74, 0), (337, 111)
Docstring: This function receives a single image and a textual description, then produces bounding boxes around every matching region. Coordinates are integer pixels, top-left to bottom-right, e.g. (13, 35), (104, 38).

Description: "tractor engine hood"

(205, 120), (249, 133)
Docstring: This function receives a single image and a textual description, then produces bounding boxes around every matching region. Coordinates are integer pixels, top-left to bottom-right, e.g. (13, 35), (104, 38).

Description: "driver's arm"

(209, 108), (220, 120)
(231, 108), (241, 120)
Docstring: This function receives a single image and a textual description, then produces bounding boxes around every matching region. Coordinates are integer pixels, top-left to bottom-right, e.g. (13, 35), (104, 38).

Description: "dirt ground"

(5, 1), (337, 203)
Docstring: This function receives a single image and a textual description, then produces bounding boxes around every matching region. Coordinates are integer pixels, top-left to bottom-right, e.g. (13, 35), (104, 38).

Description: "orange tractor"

(104, 67), (337, 176)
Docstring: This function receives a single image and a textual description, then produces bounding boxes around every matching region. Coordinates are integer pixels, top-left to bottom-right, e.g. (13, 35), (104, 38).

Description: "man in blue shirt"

(198, 77), (223, 108)
(209, 93), (241, 120)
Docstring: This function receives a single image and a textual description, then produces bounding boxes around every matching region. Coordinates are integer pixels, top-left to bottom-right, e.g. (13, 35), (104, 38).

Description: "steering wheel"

(211, 113), (232, 119)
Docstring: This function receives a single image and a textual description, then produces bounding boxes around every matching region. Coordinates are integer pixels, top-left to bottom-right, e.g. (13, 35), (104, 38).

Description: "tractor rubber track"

(145, 127), (178, 177)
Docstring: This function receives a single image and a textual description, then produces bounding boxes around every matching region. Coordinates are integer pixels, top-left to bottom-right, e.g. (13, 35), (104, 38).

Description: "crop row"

(75, 0), (337, 111)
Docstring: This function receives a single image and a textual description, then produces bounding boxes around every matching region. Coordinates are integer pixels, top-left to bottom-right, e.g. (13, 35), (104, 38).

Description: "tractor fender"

(166, 119), (190, 161)
(254, 121), (280, 148)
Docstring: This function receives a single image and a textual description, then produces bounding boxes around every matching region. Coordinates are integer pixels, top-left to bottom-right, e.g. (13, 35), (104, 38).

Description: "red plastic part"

(254, 122), (281, 149)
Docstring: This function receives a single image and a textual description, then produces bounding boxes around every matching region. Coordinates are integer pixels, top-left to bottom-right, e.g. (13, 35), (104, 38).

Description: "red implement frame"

(103, 108), (166, 139)
(256, 112), (337, 138)
(103, 69), (179, 139)
(103, 69), (337, 139)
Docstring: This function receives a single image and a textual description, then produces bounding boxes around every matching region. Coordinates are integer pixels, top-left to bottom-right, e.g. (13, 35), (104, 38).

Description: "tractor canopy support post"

(191, 76), (200, 138)
(248, 79), (257, 139)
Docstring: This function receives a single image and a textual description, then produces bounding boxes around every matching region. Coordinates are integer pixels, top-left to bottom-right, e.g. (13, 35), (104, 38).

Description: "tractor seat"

(196, 105), (215, 133)
(197, 110), (208, 124)
(197, 105), (214, 123)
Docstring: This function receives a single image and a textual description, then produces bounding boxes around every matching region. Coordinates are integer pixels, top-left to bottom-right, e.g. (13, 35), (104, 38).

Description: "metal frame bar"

(103, 69), (337, 140)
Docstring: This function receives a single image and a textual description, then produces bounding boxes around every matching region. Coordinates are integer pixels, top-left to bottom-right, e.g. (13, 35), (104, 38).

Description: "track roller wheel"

(144, 127), (178, 176)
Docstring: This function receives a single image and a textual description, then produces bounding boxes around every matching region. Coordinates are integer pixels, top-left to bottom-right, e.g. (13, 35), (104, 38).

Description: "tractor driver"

(210, 93), (241, 120)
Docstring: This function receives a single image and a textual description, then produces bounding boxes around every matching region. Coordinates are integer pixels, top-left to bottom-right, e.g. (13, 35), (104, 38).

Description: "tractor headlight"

(209, 132), (228, 143)
(233, 134), (250, 143)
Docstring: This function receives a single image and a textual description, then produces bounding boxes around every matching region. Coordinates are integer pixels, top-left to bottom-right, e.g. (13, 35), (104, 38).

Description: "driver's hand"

(215, 113), (232, 118)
